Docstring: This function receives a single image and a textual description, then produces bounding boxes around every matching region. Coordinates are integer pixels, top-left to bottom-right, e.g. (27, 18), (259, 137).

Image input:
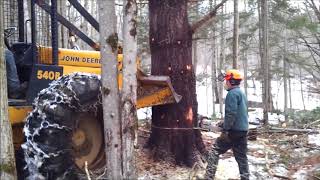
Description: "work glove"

(217, 120), (224, 128)
(218, 131), (231, 143)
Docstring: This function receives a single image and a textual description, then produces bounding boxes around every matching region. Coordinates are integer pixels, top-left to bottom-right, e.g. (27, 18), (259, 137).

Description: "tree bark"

(148, 0), (205, 166)
(99, 1), (122, 179)
(0, 1), (17, 178)
(121, 0), (138, 178)
(261, 0), (269, 124)
(233, 0), (239, 69)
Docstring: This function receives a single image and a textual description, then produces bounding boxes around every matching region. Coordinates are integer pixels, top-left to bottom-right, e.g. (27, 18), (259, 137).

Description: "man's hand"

(217, 120), (224, 128)
(218, 131), (231, 143)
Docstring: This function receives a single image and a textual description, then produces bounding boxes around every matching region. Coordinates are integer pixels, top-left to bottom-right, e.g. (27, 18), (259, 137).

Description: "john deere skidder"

(4, 0), (181, 179)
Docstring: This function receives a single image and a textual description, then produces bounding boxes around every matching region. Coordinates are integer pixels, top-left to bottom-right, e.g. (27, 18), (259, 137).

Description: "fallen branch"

(267, 127), (319, 134)
(305, 119), (320, 128)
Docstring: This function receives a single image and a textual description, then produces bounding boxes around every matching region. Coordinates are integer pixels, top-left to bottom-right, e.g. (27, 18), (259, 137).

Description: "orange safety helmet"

(225, 69), (243, 80)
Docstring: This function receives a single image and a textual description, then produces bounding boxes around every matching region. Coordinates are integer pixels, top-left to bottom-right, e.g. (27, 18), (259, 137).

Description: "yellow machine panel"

(38, 46), (101, 68)
(9, 106), (32, 125)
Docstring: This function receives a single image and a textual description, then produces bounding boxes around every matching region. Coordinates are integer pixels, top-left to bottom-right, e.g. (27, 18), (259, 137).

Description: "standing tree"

(218, 4), (226, 118)
(210, 0), (218, 117)
(147, 0), (227, 166)
(233, 0), (239, 69)
(0, 1), (17, 179)
(121, 0), (138, 178)
(261, 0), (270, 124)
(283, 29), (289, 122)
(99, 0), (122, 178)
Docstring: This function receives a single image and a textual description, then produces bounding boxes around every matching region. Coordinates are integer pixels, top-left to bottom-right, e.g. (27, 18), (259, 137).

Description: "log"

(268, 127), (319, 134)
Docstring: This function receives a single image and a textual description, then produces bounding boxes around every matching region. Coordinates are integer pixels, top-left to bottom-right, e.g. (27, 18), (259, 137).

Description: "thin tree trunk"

(99, 0), (122, 178)
(219, 5), (225, 119)
(283, 29), (288, 122)
(90, 0), (97, 41)
(244, 50), (248, 97)
(243, 0), (248, 97)
(299, 66), (306, 111)
(283, 57), (288, 122)
(0, 1), (17, 178)
(233, 0), (239, 69)
(261, 0), (269, 124)
(79, 0), (89, 49)
(210, 0), (217, 117)
(121, 0), (138, 178)
(58, 0), (68, 48)
(23, 0), (31, 43)
(288, 69), (292, 110)
(148, 0), (205, 166)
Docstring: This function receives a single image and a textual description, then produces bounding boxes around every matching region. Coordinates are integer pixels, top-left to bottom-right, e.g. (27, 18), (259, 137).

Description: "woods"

(0, 0), (320, 179)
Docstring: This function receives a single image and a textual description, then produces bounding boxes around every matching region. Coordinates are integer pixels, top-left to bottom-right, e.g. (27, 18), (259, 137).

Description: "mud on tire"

(22, 73), (103, 179)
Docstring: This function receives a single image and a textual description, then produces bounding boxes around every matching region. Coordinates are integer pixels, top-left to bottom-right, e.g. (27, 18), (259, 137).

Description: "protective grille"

(3, 0), (19, 45)
(35, 1), (52, 63)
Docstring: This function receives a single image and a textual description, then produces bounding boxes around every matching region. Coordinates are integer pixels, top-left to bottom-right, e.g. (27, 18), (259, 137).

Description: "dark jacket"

(223, 86), (248, 131)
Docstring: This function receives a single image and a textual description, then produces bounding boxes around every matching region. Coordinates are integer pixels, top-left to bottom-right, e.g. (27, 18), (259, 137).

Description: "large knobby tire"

(22, 73), (105, 179)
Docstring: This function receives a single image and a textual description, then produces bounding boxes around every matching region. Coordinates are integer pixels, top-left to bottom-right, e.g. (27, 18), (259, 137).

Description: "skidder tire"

(22, 73), (104, 179)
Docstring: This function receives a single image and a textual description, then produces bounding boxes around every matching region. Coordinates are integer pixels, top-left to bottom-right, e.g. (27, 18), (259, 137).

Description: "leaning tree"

(147, 0), (227, 166)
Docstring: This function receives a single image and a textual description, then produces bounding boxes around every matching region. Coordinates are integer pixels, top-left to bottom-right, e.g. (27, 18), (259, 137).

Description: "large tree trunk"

(121, 0), (138, 178)
(99, 0), (122, 179)
(0, 1), (17, 178)
(147, 0), (205, 166)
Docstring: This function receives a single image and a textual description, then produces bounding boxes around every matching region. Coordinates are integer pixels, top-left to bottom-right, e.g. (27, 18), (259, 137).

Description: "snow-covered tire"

(22, 73), (104, 179)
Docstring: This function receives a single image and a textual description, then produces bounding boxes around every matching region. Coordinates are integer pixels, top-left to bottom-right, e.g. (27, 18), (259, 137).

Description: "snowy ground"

(136, 128), (320, 180)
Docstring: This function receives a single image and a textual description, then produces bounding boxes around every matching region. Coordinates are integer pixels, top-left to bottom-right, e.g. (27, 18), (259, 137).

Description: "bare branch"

(191, 0), (228, 33)
(308, 0), (320, 22)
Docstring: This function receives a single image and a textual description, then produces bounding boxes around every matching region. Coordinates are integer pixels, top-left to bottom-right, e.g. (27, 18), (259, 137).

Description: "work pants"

(205, 131), (249, 180)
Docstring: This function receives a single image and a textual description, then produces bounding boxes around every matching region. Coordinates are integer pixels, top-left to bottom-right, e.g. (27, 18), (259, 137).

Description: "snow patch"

(308, 134), (320, 146)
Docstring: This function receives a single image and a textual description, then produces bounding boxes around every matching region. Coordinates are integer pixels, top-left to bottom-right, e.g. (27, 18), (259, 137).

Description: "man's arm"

(223, 92), (238, 131)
